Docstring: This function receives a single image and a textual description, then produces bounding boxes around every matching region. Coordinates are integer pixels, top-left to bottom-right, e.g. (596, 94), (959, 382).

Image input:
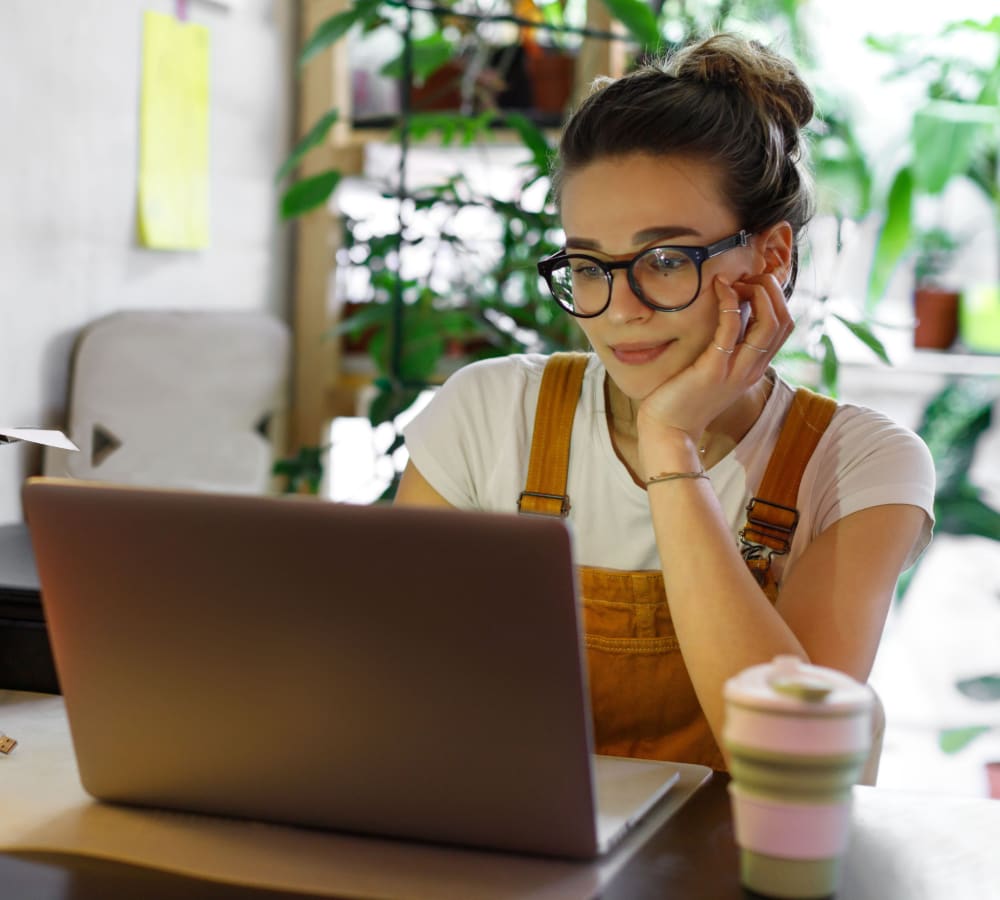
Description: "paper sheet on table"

(0, 429), (78, 451)
(137, 11), (210, 250)
(0, 692), (710, 900)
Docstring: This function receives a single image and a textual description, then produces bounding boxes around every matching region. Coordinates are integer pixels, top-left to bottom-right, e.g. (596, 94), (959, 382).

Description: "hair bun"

(667, 34), (814, 151)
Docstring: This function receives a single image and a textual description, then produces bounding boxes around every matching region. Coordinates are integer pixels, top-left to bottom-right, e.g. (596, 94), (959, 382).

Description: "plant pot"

(525, 50), (575, 117)
(913, 286), (960, 350)
(409, 60), (465, 112)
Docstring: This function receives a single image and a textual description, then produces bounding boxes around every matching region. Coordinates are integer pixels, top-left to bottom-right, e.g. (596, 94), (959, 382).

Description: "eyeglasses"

(536, 230), (753, 318)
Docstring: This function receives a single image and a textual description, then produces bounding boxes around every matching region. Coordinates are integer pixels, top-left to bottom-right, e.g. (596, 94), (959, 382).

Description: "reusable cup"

(723, 655), (873, 899)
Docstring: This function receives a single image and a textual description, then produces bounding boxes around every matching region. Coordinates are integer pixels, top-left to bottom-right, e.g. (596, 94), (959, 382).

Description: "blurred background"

(1, 0), (997, 797)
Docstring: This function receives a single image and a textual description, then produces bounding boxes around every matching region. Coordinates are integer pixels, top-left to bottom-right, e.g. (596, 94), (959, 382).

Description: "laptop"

(22, 476), (685, 860)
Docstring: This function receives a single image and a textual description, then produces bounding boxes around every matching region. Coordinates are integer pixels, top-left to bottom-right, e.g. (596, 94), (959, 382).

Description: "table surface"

(3, 774), (1000, 900)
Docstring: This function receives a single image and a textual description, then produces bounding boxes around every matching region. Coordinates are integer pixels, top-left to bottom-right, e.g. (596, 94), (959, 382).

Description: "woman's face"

(559, 153), (757, 401)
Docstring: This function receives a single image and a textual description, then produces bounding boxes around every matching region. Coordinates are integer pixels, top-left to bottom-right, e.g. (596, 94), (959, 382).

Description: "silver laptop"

(22, 476), (682, 860)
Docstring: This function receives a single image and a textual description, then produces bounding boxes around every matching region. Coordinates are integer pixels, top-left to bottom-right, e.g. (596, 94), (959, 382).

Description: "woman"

(395, 33), (935, 769)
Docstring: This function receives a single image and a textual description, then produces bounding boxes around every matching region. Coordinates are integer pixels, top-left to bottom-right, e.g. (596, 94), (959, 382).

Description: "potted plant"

(273, 0), (890, 493)
(897, 377), (1000, 778)
(912, 226), (961, 350)
(519, 0), (582, 121)
(865, 15), (999, 324)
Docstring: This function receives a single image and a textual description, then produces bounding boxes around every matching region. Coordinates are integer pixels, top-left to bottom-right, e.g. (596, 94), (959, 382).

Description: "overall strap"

(740, 387), (837, 555)
(517, 352), (590, 517)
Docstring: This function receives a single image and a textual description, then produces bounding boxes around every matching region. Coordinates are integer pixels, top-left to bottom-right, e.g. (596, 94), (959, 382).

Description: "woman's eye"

(570, 262), (604, 280)
(647, 252), (687, 274)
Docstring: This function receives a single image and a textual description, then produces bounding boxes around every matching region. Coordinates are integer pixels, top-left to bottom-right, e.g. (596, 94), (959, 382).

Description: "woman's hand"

(635, 269), (793, 470)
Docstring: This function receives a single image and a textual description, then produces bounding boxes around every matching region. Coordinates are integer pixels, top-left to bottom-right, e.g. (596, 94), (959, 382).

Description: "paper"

(0, 429), (78, 451)
(137, 11), (211, 250)
(0, 692), (711, 900)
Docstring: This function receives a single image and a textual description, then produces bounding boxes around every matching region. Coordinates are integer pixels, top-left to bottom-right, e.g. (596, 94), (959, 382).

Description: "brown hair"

(552, 33), (815, 297)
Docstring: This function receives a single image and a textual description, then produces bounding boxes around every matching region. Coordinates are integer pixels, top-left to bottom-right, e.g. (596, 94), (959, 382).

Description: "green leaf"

(917, 378), (998, 496)
(380, 34), (456, 83)
(831, 314), (892, 364)
(935, 490), (1000, 540)
(368, 382), (425, 427)
(912, 100), (998, 194)
(279, 170), (341, 220)
(503, 113), (553, 173)
(867, 167), (913, 309)
(298, 1), (379, 69)
(956, 674), (1000, 702)
(272, 445), (326, 495)
(275, 108), (339, 184)
(368, 311), (445, 383)
(819, 333), (839, 396)
(332, 301), (392, 337)
(939, 725), (991, 754)
(599, 0), (662, 50)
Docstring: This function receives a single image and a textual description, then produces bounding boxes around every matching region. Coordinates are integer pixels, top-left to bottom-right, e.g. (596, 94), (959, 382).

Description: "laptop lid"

(22, 477), (678, 860)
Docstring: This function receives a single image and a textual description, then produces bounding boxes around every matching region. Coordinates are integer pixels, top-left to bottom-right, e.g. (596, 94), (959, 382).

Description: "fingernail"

(717, 275), (731, 287)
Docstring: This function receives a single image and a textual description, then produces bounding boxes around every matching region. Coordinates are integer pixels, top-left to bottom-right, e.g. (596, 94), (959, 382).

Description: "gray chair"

(44, 310), (290, 494)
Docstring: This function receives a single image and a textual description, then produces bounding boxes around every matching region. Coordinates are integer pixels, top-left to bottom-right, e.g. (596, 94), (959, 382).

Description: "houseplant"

(896, 376), (1000, 760)
(911, 226), (961, 350)
(865, 15), (999, 316)
(273, 0), (661, 495)
(273, 0), (893, 493)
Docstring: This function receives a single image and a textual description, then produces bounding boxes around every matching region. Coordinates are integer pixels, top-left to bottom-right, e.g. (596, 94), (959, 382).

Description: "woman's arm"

(394, 460), (456, 508)
(646, 458), (926, 755)
(637, 258), (930, 756)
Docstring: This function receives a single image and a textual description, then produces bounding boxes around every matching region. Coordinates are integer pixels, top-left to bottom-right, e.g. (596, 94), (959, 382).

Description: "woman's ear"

(755, 223), (794, 285)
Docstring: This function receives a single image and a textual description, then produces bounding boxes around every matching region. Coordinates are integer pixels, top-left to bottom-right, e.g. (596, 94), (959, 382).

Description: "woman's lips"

(610, 341), (671, 365)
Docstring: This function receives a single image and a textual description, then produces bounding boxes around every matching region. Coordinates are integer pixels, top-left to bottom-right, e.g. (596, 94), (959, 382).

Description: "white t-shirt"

(404, 353), (935, 582)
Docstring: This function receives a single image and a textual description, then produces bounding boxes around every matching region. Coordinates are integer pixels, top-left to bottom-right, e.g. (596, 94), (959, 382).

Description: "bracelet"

(645, 469), (709, 487)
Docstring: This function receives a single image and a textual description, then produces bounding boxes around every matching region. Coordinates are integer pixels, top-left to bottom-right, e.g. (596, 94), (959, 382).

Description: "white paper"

(0, 429), (78, 451)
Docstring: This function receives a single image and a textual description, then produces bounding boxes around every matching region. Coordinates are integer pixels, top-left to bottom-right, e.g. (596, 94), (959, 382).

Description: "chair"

(44, 310), (290, 495)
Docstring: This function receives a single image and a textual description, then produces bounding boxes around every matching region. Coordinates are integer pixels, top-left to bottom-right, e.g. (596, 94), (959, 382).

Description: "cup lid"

(724, 655), (873, 715)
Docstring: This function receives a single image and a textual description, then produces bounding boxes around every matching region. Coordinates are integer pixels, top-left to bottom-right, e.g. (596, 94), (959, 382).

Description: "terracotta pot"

(913, 286), (960, 350)
(525, 51), (575, 116)
(409, 60), (465, 112)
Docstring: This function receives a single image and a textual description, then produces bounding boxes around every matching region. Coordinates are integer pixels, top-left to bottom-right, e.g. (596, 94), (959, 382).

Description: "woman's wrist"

(637, 423), (704, 482)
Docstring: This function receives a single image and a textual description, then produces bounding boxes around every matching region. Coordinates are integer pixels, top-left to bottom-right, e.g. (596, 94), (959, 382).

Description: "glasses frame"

(536, 230), (753, 318)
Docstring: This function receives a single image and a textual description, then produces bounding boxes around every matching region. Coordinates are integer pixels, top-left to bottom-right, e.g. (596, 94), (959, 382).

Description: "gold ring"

(714, 344), (735, 355)
(743, 341), (769, 353)
(720, 308), (742, 314)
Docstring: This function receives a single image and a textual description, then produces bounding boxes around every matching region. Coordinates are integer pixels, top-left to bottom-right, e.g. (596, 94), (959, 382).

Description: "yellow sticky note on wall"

(138, 10), (210, 249)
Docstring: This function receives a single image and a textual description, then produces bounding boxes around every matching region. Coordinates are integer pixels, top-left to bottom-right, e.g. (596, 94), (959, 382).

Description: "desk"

(2, 778), (999, 899)
(2, 751), (999, 899)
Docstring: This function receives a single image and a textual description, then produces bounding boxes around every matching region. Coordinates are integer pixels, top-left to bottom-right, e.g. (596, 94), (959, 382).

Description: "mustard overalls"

(517, 353), (836, 770)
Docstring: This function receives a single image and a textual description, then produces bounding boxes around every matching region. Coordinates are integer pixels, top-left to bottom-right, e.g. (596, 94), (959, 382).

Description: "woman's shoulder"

(765, 377), (934, 476)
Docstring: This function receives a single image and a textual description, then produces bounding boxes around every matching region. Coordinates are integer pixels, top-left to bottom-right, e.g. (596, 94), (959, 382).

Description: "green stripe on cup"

(741, 848), (839, 899)
(727, 743), (868, 800)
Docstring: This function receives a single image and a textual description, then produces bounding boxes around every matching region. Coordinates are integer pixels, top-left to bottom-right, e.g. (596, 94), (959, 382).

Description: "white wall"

(0, 0), (296, 523)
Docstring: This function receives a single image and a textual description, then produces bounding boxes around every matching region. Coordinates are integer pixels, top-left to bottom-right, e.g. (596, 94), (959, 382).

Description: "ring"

(743, 341), (769, 353)
(714, 344), (735, 355)
(720, 308), (742, 314)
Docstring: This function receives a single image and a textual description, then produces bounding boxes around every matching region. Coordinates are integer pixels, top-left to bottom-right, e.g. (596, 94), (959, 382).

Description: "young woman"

(394, 33), (935, 770)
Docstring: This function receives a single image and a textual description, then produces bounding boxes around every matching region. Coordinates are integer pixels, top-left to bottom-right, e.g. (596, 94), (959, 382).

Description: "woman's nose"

(605, 270), (653, 324)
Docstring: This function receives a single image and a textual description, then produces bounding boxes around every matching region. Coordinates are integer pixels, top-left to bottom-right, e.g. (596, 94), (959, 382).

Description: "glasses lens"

(546, 256), (609, 315)
(632, 248), (698, 310)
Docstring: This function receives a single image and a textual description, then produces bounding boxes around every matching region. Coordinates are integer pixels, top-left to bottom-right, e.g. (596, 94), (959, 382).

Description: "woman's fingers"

(728, 275), (789, 363)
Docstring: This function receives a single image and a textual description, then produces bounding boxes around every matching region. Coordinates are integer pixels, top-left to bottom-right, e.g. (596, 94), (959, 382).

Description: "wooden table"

(3, 774), (998, 899)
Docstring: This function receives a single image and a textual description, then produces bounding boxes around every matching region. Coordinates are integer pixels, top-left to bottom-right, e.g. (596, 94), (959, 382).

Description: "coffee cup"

(723, 655), (873, 899)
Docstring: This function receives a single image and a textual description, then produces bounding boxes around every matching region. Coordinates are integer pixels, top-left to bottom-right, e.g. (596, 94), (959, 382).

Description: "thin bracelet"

(645, 469), (709, 487)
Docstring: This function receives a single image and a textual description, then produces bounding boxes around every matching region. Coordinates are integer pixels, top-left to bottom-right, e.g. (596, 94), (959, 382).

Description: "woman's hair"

(552, 33), (816, 297)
